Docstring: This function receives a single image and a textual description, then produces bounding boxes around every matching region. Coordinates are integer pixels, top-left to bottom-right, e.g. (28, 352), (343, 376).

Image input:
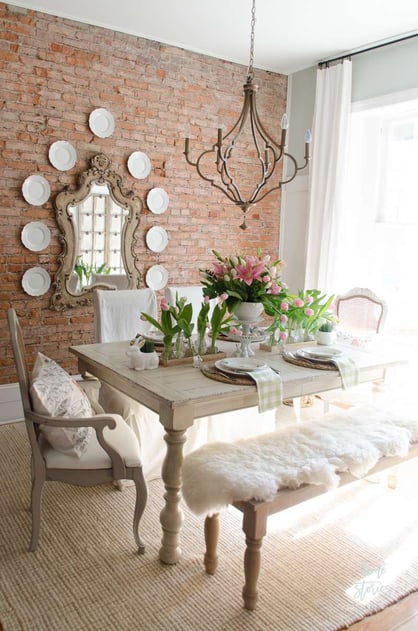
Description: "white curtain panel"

(305, 59), (352, 293)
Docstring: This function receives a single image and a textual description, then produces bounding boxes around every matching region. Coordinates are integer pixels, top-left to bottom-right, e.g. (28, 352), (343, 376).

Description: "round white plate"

(127, 151), (152, 179)
(215, 358), (268, 376)
(22, 175), (50, 206)
(296, 347), (343, 361)
(146, 226), (169, 253)
(21, 222), (51, 252)
(22, 267), (51, 296)
(48, 141), (77, 171)
(89, 108), (115, 138)
(147, 188), (169, 214)
(145, 264), (169, 290)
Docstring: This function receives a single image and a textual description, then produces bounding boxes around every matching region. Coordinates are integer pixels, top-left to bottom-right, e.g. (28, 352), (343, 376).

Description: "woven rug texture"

(0, 421), (417, 631)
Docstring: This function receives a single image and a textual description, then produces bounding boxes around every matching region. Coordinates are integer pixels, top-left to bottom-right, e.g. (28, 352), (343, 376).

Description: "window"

(341, 94), (418, 332)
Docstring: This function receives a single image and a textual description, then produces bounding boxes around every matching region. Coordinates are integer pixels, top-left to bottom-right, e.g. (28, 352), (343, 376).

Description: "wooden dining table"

(70, 338), (406, 565)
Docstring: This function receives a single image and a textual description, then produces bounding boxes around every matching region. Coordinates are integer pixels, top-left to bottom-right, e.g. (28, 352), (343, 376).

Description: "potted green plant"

(139, 339), (159, 369)
(315, 321), (336, 346)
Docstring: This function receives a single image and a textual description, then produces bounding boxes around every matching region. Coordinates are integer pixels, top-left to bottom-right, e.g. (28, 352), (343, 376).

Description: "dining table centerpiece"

(200, 249), (286, 311)
(200, 249), (287, 356)
(141, 294), (230, 366)
(262, 289), (337, 351)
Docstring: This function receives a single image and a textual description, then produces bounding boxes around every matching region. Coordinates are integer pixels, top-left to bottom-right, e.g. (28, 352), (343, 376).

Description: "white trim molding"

(0, 383), (23, 424)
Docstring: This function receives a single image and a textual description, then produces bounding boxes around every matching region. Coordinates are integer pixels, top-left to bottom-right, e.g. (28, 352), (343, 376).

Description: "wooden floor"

(347, 591), (418, 630)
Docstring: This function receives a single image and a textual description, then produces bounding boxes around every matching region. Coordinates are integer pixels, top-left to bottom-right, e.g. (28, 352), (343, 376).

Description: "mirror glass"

(51, 154), (142, 309)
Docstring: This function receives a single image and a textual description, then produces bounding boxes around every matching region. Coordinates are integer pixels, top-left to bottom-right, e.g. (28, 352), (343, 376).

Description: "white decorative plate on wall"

(22, 267), (51, 296)
(127, 151), (152, 179)
(22, 175), (50, 206)
(89, 108), (115, 138)
(145, 264), (169, 290)
(48, 141), (77, 171)
(146, 226), (168, 253)
(147, 188), (169, 214)
(21, 221), (51, 252)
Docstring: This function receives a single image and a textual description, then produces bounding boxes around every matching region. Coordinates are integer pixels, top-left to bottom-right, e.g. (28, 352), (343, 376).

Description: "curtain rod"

(318, 31), (418, 67)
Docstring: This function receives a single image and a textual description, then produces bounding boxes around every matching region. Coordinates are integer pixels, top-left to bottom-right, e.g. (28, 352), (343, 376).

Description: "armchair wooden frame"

(7, 308), (148, 552)
(335, 287), (388, 334)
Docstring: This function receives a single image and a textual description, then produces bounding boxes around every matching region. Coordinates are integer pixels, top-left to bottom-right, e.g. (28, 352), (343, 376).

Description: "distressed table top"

(70, 340), (406, 430)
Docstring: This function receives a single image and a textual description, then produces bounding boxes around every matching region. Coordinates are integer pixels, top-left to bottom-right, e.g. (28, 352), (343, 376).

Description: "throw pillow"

(30, 353), (93, 458)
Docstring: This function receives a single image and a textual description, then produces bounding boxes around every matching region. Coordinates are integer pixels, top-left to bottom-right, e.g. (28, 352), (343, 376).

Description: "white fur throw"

(182, 405), (418, 515)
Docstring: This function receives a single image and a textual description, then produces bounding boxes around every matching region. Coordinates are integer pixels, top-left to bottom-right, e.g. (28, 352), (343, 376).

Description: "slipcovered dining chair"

(93, 288), (209, 481)
(321, 288), (388, 411)
(164, 285), (215, 326)
(7, 308), (148, 552)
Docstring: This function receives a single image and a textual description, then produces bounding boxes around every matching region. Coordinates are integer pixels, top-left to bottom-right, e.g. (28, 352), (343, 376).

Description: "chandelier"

(184, 0), (312, 230)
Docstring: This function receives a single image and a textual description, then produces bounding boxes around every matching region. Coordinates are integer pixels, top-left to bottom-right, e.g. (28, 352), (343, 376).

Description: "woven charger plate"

(200, 362), (255, 385)
(283, 350), (337, 371)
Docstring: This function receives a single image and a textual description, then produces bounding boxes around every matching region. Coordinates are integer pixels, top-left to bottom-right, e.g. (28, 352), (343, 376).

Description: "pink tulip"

(160, 298), (169, 311)
(294, 298), (304, 307)
(280, 331), (288, 341)
(281, 302), (289, 311)
(304, 308), (314, 317)
(305, 295), (313, 305)
(204, 295), (210, 304)
(280, 314), (288, 323)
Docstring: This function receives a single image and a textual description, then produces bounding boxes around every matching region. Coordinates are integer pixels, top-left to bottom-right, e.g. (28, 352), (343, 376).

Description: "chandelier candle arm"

(183, 0), (312, 230)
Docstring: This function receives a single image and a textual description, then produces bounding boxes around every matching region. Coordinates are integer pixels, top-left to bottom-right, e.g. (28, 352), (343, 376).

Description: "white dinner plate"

(146, 226), (169, 253)
(48, 141), (77, 171)
(21, 221), (51, 252)
(21, 267), (51, 296)
(215, 358), (268, 376)
(296, 347), (343, 361)
(89, 108), (115, 138)
(145, 264), (169, 290)
(147, 188), (169, 214)
(22, 175), (50, 206)
(127, 151), (152, 179)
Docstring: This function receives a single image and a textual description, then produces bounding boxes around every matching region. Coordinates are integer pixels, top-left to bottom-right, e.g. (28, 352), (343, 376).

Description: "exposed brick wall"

(0, 3), (287, 384)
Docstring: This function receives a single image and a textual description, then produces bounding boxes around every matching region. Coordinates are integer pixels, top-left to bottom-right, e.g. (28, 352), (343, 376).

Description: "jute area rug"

(1, 422), (417, 631)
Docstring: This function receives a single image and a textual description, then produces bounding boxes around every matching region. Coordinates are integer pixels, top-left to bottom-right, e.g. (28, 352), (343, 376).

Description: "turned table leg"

(204, 513), (219, 574)
(159, 428), (187, 565)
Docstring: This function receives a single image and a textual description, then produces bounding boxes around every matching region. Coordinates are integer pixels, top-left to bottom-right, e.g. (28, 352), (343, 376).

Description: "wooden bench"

(182, 410), (418, 610)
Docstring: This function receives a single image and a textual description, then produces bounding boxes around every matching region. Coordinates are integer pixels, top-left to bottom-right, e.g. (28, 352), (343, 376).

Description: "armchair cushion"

(40, 413), (142, 469)
(30, 353), (93, 458)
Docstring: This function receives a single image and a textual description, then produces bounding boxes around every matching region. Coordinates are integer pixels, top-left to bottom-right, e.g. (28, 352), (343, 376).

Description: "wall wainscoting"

(0, 383), (23, 424)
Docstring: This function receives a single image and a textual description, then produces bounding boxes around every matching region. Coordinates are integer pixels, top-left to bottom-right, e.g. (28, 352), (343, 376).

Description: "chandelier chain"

(247, 0), (256, 80)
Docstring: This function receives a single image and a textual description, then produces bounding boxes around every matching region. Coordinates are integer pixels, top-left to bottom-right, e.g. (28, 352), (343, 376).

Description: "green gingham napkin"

(248, 367), (283, 412)
(331, 356), (359, 389)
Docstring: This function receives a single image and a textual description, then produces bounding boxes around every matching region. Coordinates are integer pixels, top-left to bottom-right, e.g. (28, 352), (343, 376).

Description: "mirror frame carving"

(51, 153), (142, 310)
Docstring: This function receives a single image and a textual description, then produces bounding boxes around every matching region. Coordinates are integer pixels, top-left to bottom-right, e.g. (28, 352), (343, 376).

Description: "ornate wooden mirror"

(51, 154), (141, 310)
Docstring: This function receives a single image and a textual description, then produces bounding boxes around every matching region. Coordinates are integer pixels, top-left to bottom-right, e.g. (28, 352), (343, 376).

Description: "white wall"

(281, 36), (418, 291)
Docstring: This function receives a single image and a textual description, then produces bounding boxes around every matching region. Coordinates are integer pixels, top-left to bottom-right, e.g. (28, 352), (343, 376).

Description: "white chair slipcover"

(93, 289), (209, 480)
